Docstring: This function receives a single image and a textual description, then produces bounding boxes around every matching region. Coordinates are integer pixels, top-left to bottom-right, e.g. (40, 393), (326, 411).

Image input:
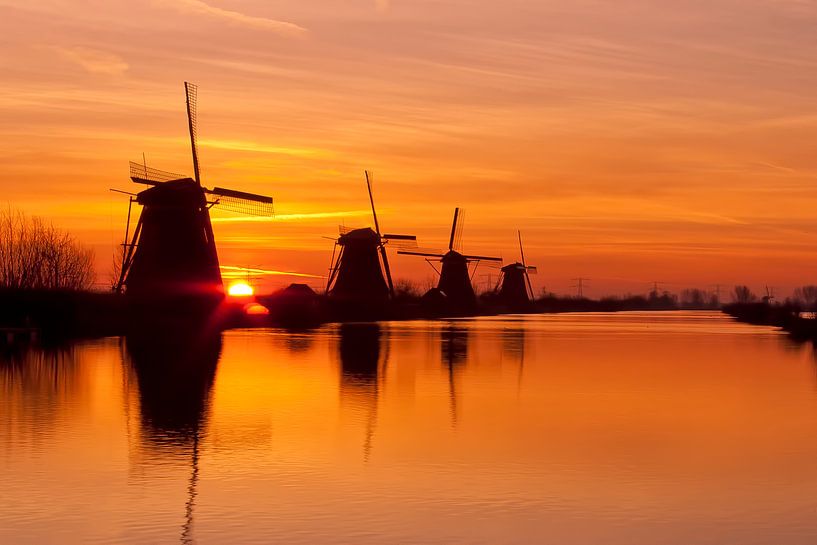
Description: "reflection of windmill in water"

(399, 208), (502, 313)
(496, 231), (538, 309)
(113, 82), (274, 299)
(440, 324), (469, 427)
(501, 326), (527, 396)
(326, 172), (416, 308)
(123, 328), (222, 545)
(337, 323), (389, 461)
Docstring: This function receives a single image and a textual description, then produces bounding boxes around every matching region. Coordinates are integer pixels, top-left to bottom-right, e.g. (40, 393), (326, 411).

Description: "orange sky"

(2, 0), (817, 296)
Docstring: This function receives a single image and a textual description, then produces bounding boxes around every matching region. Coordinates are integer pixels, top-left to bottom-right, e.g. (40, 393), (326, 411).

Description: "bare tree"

(792, 285), (817, 311)
(681, 288), (707, 308)
(393, 278), (421, 301)
(732, 285), (756, 304)
(0, 206), (95, 290)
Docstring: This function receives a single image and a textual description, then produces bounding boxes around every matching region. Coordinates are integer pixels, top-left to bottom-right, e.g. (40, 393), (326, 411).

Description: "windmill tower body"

(125, 180), (221, 297)
(499, 263), (529, 305)
(329, 228), (390, 303)
(439, 250), (477, 310)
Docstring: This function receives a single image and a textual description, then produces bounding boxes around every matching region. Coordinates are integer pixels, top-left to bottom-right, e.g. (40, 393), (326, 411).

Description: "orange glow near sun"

(228, 282), (254, 297)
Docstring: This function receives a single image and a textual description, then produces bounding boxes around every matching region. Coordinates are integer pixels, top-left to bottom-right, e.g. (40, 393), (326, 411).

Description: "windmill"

(496, 230), (537, 306)
(114, 82), (273, 298)
(398, 208), (502, 312)
(325, 171), (416, 304)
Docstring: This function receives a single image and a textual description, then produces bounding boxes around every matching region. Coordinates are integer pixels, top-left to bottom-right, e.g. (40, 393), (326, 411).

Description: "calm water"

(2, 312), (817, 544)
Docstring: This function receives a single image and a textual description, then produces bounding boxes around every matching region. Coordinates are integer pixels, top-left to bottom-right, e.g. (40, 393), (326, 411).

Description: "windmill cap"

(339, 227), (380, 244)
(137, 179), (204, 207)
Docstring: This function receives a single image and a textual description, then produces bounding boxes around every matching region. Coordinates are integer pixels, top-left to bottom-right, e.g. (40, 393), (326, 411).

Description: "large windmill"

(496, 230), (537, 306)
(325, 171), (416, 304)
(398, 208), (502, 312)
(114, 82), (273, 298)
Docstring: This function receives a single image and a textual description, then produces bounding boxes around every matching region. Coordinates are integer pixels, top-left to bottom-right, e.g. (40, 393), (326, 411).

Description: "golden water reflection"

(2, 312), (817, 544)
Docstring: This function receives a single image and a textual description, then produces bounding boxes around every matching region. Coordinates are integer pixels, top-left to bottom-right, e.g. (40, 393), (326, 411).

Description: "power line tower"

(571, 277), (588, 298)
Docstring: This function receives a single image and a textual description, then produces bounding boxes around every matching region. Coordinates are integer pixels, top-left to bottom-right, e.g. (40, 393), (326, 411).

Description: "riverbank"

(0, 287), (720, 342)
(722, 302), (817, 340)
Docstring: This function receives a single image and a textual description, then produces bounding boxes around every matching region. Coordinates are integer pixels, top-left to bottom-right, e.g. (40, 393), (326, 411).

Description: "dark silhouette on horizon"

(326, 171), (416, 311)
(400, 208), (502, 315)
(113, 82), (272, 300)
(496, 231), (537, 309)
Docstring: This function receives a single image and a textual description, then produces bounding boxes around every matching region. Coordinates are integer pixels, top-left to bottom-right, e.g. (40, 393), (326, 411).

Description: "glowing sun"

(227, 281), (254, 297)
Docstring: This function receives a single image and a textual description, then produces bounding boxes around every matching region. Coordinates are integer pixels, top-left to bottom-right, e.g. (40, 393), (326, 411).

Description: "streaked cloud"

(200, 139), (330, 158)
(212, 210), (373, 223)
(160, 0), (306, 35)
(56, 47), (128, 76)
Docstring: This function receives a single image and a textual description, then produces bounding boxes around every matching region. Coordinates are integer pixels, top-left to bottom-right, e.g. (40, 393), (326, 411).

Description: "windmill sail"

(185, 81), (201, 186)
(207, 187), (274, 216)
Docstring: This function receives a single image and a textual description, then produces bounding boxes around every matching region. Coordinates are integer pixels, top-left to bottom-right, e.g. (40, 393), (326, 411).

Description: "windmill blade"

(448, 208), (460, 251)
(382, 233), (417, 250)
(185, 81), (201, 186)
(454, 208), (465, 251)
(207, 187), (274, 216)
(462, 254), (503, 262)
(397, 250), (446, 258)
(380, 245), (395, 297)
(365, 171), (381, 236)
(129, 161), (191, 185)
(518, 230), (535, 298)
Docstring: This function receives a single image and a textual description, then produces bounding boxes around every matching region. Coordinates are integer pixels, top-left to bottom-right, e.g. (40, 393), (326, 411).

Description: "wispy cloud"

(162, 0), (306, 35)
(212, 210), (373, 222)
(200, 139), (329, 158)
(56, 47), (128, 76)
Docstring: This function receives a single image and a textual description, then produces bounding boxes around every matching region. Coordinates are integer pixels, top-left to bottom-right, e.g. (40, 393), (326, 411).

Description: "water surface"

(2, 312), (817, 544)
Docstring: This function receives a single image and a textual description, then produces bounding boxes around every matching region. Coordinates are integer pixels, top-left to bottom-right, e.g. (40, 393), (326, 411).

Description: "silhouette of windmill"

(114, 82), (273, 297)
(496, 230), (537, 306)
(398, 208), (502, 312)
(326, 171), (416, 304)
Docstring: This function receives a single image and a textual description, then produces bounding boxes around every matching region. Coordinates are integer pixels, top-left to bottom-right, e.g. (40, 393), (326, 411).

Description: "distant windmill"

(113, 82), (273, 297)
(496, 230), (537, 306)
(398, 208), (502, 311)
(325, 171), (416, 304)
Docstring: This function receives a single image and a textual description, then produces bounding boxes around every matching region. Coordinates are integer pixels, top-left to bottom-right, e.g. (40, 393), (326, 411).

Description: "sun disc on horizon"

(228, 281), (254, 297)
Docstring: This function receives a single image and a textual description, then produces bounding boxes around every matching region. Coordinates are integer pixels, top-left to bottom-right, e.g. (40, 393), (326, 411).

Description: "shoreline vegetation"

(1, 285), (720, 343)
